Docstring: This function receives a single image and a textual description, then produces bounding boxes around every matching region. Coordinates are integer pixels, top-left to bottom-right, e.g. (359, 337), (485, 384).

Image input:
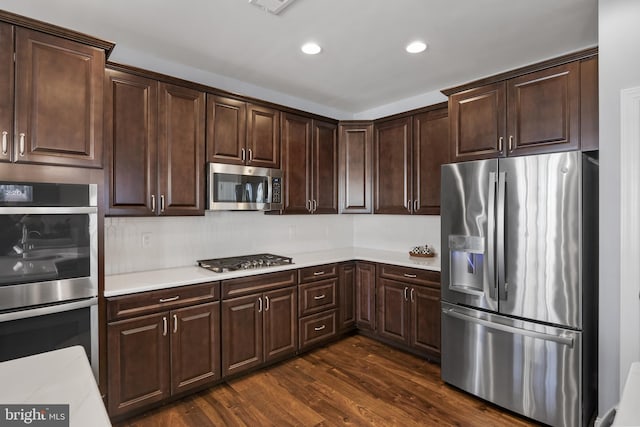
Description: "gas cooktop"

(197, 253), (293, 273)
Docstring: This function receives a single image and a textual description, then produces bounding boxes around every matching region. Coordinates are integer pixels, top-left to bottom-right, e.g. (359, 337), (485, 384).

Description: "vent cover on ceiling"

(248, 0), (296, 15)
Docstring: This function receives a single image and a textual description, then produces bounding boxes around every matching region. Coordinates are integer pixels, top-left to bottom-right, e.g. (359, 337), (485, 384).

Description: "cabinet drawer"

(378, 264), (440, 288)
(299, 310), (337, 350)
(222, 270), (297, 299)
(107, 282), (220, 321)
(298, 278), (337, 317)
(298, 264), (338, 283)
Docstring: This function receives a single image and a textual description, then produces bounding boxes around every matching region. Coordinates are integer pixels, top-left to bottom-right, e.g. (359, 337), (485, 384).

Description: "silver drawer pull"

(403, 273), (417, 278)
(313, 271), (325, 276)
(314, 324), (326, 332)
(159, 296), (180, 303)
(313, 294), (326, 300)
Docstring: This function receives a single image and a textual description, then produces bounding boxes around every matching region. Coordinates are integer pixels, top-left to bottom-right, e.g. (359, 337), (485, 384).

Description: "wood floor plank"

(114, 335), (541, 427)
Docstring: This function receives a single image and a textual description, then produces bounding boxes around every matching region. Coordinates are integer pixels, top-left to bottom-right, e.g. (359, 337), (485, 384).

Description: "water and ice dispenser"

(448, 235), (486, 295)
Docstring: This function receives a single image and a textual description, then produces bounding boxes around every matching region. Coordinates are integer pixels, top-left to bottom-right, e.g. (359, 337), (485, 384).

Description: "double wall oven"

(0, 182), (98, 377)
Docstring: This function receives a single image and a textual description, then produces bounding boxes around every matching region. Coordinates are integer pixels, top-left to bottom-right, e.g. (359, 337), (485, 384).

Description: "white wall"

(598, 0), (640, 415)
(104, 213), (441, 275)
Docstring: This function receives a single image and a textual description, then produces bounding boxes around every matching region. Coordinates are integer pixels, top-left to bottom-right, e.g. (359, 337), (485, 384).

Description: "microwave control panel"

(272, 177), (282, 204)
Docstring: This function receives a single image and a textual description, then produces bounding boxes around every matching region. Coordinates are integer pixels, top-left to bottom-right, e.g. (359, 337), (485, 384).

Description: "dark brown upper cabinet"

(374, 104), (448, 215)
(446, 49), (598, 162)
(281, 112), (338, 214)
(206, 95), (280, 169)
(338, 122), (373, 214)
(105, 68), (205, 216)
(1, 25), (107, 168)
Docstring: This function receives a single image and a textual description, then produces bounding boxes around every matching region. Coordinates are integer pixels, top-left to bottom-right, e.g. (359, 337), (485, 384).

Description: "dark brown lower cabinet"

(107, 302), (220, 417)
(221, 286), (297, 377)
(338, 262), (356, 331)
(355, 262), (376, 331)
(377, 278), (440, 359)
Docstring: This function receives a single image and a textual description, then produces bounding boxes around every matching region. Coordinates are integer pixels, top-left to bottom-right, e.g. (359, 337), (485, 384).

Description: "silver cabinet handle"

(258, 297), (263, 313)
(313, 294), (326, 300)
(313, 271), (325, 276)
(407, 199), (412, 213)
(413, 199), (418, 212)
(248, 149), (253, 161)
(162, 316), (167, 336)
(1, 131), (7, 155)
(18, 133), (25, 156)
(173, 314), (178, 333)
(403, 273), (417, 278)
(443, 308), (574, 347)
(241, 148), (246, 161)
(312, 199), (317, 213)
(307, 199), (312, 213)
(508, 135), (513, 152)
(159, 296), (179, 303)
(160, 195), (165, 213)
(314, 324), (326, 332)
(410, 288), (415, 302)
(404, 286), (409, 301)
(264, 296), (269, 311)
(498, 136), (504, 152)
(151, 194), (156, 213)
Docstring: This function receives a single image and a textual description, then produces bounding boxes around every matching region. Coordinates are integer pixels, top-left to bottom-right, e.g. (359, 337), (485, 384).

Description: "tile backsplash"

(104, 212), (441, 275)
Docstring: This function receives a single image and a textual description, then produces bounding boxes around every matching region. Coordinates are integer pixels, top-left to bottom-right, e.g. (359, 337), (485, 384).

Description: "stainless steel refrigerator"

(440, 151), (598, 427)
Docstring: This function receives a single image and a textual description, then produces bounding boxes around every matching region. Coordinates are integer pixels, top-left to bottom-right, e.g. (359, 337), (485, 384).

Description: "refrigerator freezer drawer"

(441, 302), (582, 427)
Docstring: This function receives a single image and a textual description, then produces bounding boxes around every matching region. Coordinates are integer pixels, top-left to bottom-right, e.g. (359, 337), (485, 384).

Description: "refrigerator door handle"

(487, 172), (497, 300)
(442, 308), (574, 347)
(497, 171), (507, 300)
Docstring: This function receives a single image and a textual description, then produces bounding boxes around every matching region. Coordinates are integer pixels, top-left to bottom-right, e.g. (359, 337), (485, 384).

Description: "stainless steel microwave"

(207, 163), (283, 211)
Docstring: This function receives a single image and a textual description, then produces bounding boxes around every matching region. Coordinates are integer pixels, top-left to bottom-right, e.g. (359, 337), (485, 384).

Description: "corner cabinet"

(0, 23), (108, 168)
(373, 103), (449, 215)
(447, 49), (598, 162)
(355, 262), (376, 331)
(105, 68), (205, 216)
(106, 282), (220, 418)
(206, 96), (280, 168)
(338, 122), (373, 214)
(281, 112), (338, 214)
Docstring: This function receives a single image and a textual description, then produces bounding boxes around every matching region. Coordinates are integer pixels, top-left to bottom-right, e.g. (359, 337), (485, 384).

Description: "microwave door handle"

(487, 172), (497, 300)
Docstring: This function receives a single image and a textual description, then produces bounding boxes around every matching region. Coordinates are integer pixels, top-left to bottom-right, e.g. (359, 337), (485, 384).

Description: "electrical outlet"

(141, 232), (152, 248)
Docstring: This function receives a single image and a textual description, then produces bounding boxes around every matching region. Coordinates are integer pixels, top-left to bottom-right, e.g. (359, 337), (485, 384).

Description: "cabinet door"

(338, 122), (373, 213)
(410, 285), (441, 358)
(0, 22), (13, 163)
(374, 117), (412, 214)
(247, 103), (280, 168)
(107, 313), (170, 417)
(221, 294), (263, 377)
(312, 120), (338, 214)
(263, 287), (297, 363)
(338, 263), (356, 331)
(206, 95), (246, 165)
(507, 62), (580, 156)
(157, 83), (205, 216)
(281, 112), (311, 214)
(413, 108), (449, 215)
(104, 70), (158, 216)
(376, 278), (409, 345)
(14, 28), (104, 167)
(580, 56), (598, 152)
(355, 262), (376, 331)
(171, 302), (220, 394)
(450, 82), (506, 162)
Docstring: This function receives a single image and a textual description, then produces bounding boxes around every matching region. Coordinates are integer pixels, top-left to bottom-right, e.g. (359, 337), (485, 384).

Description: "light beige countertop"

(105, 247), (441, 297)
(0, 346), (110, 427)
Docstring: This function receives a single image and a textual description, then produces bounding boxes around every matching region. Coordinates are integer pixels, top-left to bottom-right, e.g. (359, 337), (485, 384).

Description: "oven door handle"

(0, 297), (98, 322)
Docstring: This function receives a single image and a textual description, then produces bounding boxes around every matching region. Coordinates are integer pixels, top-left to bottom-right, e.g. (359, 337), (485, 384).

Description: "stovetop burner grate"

(197, 253), (293, 273)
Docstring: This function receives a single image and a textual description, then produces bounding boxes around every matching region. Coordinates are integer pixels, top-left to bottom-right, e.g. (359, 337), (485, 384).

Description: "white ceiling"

(0, 0), (598, 119)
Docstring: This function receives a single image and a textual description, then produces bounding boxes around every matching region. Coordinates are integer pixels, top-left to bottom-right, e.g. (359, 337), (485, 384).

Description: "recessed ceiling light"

(301, 42), (322, 55)
(406, 41), (427, 54)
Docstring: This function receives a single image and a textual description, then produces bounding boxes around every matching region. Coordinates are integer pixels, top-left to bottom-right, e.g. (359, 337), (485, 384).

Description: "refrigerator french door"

(440, 151), (598, 427)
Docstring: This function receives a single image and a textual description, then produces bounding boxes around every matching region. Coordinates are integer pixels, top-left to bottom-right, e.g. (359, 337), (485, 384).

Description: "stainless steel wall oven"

(0, 182), (98, 377)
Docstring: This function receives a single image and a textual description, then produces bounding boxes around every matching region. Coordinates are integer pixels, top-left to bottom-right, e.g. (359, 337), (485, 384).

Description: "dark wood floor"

(114, 335), (539, 427)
